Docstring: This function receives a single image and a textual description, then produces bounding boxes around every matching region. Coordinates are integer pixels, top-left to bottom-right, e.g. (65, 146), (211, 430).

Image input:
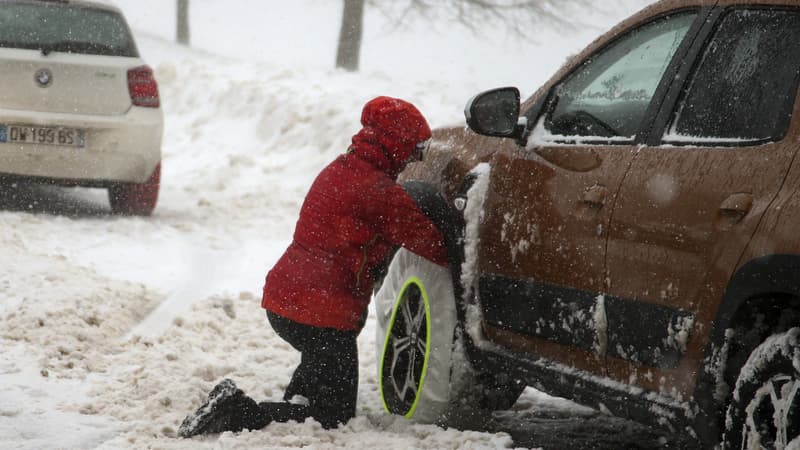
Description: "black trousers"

(242, 311), (359, 430)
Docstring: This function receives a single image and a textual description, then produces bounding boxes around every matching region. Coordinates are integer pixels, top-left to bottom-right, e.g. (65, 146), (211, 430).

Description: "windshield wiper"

(37, 41), (119, 56)
(0, 40), (121, 56)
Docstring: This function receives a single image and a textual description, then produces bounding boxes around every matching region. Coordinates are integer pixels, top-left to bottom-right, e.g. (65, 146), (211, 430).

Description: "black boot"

(179, 379), (248, 437)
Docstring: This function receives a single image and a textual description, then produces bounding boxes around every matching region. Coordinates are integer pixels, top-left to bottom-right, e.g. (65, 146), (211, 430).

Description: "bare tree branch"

(368, 0), (603, 38)
(336, 0), (629, 71)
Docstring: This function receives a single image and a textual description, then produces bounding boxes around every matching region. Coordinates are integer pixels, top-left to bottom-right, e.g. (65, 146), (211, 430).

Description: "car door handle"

(716, 192), (753, 229)
(581, 184), (609, 208)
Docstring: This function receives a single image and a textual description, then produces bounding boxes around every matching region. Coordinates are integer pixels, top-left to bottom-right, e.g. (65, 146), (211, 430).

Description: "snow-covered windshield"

(0, 3), (137, 57)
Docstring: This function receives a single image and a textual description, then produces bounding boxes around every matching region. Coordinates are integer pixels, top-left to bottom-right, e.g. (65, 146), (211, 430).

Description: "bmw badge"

(35, 68), (52, 87)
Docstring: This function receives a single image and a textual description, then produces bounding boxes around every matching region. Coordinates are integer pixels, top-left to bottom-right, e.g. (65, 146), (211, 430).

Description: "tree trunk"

(335, 0), (365, 71)
(177, 0), (190, 46)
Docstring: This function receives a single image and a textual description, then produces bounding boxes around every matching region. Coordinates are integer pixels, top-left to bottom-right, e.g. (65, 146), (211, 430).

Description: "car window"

(539, 12), (697, 143)
(0, 3), (137, 57)
(665, 8), (800, 145)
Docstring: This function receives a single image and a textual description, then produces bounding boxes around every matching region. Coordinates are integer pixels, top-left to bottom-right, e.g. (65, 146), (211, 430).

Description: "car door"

(604, 6), (800, 399)
(477, 9), (703, 375)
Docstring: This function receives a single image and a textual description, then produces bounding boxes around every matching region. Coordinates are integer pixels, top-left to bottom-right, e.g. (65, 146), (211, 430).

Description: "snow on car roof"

(0, 0), (124, 15)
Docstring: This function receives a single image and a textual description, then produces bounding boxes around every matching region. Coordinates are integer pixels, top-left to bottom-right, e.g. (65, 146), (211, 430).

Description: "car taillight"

(127, 65), (160, 108)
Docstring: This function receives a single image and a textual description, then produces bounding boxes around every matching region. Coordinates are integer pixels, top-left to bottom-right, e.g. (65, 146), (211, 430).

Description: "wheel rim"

(743, 374), (800, 450)
(379, 276), (432, 418)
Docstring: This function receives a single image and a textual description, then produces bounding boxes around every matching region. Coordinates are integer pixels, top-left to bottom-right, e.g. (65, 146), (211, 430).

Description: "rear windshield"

(0, 2), (138, 57)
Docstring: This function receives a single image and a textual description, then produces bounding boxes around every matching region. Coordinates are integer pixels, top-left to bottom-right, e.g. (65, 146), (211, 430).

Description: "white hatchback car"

(0, 0), (163, 215)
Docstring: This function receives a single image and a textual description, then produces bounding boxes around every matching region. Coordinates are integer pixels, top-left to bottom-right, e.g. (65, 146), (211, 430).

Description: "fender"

(401, 180), (466, 268)
(710, 254), (800, 338)
(693, 253), (800, 443)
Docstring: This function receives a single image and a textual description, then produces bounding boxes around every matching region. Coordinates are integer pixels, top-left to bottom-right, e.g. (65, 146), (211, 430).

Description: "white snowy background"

(0, 1), (666, 449)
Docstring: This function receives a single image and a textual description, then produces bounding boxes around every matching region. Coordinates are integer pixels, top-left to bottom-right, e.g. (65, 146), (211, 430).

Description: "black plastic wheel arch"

(694, 254), (800, 445)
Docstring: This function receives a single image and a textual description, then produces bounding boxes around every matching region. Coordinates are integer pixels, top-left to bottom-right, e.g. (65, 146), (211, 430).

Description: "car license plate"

(0, 124), (85, 148)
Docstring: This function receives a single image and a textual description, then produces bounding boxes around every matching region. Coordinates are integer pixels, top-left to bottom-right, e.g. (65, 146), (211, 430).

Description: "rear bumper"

(0, 106), (162, 184)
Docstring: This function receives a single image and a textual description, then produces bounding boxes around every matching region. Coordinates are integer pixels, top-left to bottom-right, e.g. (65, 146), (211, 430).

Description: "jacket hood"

(349, 96), (432, 178)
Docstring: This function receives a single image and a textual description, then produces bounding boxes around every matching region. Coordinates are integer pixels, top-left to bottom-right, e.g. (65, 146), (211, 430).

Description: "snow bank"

(0, 36), (520, 450)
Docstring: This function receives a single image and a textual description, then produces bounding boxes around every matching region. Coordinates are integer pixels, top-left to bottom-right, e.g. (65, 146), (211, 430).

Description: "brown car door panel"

(475, 10), (706, 373)
(603, 6), (800, 396)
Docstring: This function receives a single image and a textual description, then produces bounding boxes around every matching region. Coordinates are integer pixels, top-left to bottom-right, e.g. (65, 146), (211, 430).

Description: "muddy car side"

(376, 0), (800, 447)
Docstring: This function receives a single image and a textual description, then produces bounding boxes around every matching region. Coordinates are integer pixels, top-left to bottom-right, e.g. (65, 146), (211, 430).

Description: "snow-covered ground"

(0, 1), (671, 449)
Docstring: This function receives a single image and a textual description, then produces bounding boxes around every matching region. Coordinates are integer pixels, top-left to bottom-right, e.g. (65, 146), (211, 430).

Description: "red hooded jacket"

(262, 97), (448, 331)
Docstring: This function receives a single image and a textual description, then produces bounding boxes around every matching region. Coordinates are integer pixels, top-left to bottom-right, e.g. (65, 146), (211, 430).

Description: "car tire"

(374, 248), (524, 423)
(722, 327), (800, 450)
(108, 162), (160, 216)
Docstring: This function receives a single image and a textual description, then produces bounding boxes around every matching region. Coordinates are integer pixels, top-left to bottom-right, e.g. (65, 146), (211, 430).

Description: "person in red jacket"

(178, 96), (448, 437)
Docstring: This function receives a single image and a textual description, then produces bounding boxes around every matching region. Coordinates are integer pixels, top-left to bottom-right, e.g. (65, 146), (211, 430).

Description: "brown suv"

(373, 1), (800, 448)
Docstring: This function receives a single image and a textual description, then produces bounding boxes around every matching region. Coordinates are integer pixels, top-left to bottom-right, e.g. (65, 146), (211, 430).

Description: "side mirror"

(464, 87), (522, 139)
